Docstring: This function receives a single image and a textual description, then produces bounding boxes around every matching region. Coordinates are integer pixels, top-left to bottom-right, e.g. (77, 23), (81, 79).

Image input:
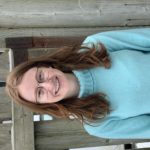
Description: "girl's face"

(17, 67), (79, 104)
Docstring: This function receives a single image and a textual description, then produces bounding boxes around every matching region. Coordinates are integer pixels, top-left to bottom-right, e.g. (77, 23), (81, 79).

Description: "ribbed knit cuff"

(72, 69), (94, 98)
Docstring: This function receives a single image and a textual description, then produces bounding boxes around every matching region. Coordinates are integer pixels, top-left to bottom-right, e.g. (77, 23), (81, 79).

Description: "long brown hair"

(6, 44), (111, 123)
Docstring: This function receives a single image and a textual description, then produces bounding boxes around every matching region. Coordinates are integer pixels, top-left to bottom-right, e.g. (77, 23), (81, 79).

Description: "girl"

(6, 28), (150, 139)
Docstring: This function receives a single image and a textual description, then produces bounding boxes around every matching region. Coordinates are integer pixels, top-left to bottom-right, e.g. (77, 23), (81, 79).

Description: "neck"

(65, 73), (80, 98)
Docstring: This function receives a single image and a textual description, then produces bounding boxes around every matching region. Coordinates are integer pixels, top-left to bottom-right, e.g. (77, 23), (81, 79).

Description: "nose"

(38, 79), (53, 92)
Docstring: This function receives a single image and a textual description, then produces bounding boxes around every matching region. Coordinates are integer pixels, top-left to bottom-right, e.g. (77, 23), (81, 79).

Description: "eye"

(37, 69), (45, 83)
(36, 87), (45, 102)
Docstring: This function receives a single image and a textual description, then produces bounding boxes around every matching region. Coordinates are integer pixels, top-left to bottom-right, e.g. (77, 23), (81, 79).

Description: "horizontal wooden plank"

(6, 37), (32, 49)
(28, 48), (56, 58)
(32, 37), (85, 48)
(34, 119), (150, 150)
(0, 0), (150, 27)
(0, 123), (11, 150)
(6, 36), (85, 49)
(0, 27), (148, 48)
(0, 27), (115, 47)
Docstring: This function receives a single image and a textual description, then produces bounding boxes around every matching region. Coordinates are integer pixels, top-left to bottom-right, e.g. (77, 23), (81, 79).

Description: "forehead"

(17, 67), (37, 103)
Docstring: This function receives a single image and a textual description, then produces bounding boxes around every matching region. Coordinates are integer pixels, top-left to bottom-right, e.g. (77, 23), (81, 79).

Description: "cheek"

(46, 95), (59, 103)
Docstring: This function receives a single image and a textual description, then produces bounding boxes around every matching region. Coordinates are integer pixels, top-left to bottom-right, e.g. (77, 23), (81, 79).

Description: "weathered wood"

(0, 0), (150, 28)
(0, 87), (11, 104)
(0, 102), (11, 122)
(6, 48), (35, 150)
(0, 123), (11, 150)
(32, 37), (85, 48)
(133, 148), (150, 150)
(0, 0), (149, 149)
(0, 27), (145, 48)
(0, 51), (12, 121)
(11, 103), (35, 150)
(0, 52), (10, 81)
(6, 37), (33, 49)
(6, 36), (85, 49)
(34, 119), (150, 150)
(10, 49), (28, 66)
(28, 48), (56, 58)
(0, 50), (11, 120)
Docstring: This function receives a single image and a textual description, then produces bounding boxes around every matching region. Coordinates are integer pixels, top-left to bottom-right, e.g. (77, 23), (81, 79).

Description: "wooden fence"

(0, 0), (150, 150)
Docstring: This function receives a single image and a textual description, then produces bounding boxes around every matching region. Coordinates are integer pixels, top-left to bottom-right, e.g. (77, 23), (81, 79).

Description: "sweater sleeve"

(84, 115), (150, 139)
(83, 28), (150, 52)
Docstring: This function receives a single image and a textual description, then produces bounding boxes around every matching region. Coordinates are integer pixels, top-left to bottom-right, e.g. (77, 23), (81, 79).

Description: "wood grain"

(0, 0), (150, 27)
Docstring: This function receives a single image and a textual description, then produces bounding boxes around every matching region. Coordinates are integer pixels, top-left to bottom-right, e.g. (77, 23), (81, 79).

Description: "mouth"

(55, 76), (60, 95)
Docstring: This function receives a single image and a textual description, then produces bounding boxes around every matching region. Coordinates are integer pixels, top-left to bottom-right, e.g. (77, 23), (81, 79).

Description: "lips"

(55, 76), (60, 95)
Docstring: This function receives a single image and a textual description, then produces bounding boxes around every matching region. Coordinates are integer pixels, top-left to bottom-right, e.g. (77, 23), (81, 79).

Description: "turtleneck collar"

(72, 69), (94, 98)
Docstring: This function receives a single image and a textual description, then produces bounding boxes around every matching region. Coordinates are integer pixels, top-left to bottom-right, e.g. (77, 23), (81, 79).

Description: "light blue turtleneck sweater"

(73, 28), (150, 139)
